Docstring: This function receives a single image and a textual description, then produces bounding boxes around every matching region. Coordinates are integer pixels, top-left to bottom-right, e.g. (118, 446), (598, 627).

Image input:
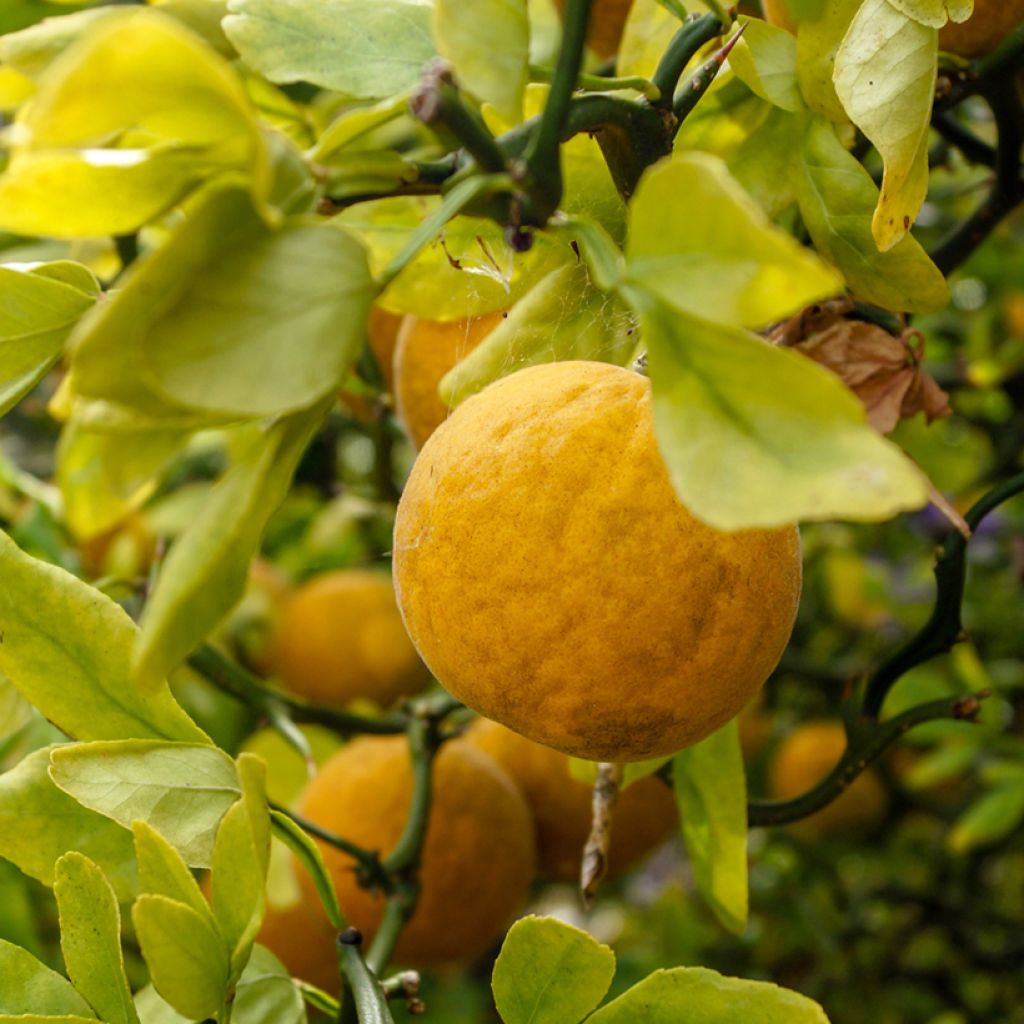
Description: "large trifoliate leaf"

(70, 187), (374, 421)
(624, 151), (843, 329)
(833, 0), (936, 251)
(0, 529), (208, 743)
(54, 853), (139, 1024)
(629, 291), (930, 529)
(49, 740), (240, 867)
(673, 720), (747, 934)
(0, 938), (95, 1016)
(0, 263), (97, 418)
(132, 404), (326, 689)
(434, 0), (528, 123)
(0, 10), (267, 238)
(492, 916), (616, 1024)
(0, 748), (137, 900)
(223, 0), (436, 99)
(798, 116), (949, 313)
(587, 967), (831, 1023)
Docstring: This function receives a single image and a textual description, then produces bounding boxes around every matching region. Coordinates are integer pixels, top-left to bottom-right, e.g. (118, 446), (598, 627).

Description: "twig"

(651, 12), (726, 110)
(931, 111), (996, 168)
(580, 762), (623, 908)
(528, 63), (662, 102)
(337, 928), (395, 1024)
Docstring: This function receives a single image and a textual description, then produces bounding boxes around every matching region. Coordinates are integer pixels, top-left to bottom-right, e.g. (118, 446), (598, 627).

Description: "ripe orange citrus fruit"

(939, 0), (1024, 58)
(467, 718), (677, 882)
(269, 569), (430, 709)
(770, 721), (889, 836)
(296, 736), (535, 966)
(393, 312), (504, 449)
(555, 0), (634, 59)
(393, 360), (802, 763)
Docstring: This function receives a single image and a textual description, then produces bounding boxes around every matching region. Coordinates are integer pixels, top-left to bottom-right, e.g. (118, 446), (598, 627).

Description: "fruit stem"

(337, 928), (396, 1024)
(381, 716), (441, 874)
(650, 12), (728, 113)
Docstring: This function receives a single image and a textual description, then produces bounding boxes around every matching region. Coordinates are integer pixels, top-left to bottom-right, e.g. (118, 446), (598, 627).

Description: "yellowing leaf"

(630, 291), (930, 529)
(625, 151), (843, 329)
(798, 115), (949, 313)
(886, 0), (973, 27)
(795, 0), (861, 124)
(729, 18), (804, 112)
(434, 0), (528, 123)
(833, 0), (936, 250)
(617, 0), (681, 79)
(0, 9), (267, 238)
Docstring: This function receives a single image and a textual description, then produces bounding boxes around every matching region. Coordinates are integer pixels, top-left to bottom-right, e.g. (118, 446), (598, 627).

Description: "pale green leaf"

(630, 292), (930, 529)
(133, 821), (214, 921)
(0, 1018), (99, 1024)
(795, 0), (860, 123)
(0, 9), (267, 238)
(223, 0), (436, 99)
(833, 0), (936, 250)
(440, 261), (637, 406)
(0, 938), (96, 1016)
(0, 859), (44, 960)
(54, 853), (139, 1024)
(211, 754), (270, 979)
(0, 675), (35, 741)
(673, 720), (747, 934)
(0, 8), (124, 78)
(434, 0), (528, 122)
(886, 0), (973, 27)
(618, 0), (682, 79)
(232, 945), (307, 1024)
(0, 747), (137, 900)
(49, 740), (240, 867)
(56, 418), (188, 540)
(337, 195), (570, 318)
(587, 967), (831, 1023)
(310, 92), (412, 164)
(133, 986), (189, 1024)
(0, 529), (209, 743)
(798, 115), (949, 313)
(0, 265), (96, 417)
(70, 187), (374, 420)
(132, 895), (230, 1020)
(729, 18), (804, 112)
(729, 105), (804, 218)
(269, 810), (344, 931)
(674, 74), (771, 164)
(133, 404), (326, 688)
(624, 151), (843, 329)
(949, 782), (1024, 854)
(492, 916), (616, 1024)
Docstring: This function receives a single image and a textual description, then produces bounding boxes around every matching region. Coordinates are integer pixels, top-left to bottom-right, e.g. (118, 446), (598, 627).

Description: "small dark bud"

(505, 225), (533, 252)
(339, 927), (363, 947)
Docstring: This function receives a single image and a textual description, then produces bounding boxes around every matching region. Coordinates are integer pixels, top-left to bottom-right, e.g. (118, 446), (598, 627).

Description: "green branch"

(528, 62), (661, 102)
(651, 12), (726, 110)
(337, 928), (395, 1024)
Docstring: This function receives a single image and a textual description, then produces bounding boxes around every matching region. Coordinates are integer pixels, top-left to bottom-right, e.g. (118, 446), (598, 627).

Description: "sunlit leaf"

(886, 0), (973, 27)
(795, 0), (860, 124)
(133, 820), (215, 920)
(729, 18), (803, 112)
(0, 937), (95, 1016)
(232, 946), (308, 1024)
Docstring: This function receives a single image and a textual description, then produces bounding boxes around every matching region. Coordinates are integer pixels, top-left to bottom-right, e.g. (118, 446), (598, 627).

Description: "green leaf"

(133, 986), (189, 1024)
(624, 151), (843, 329)
(587, 967), (831, 1023)
(729, 105), (805, 219)
(133, 821), (214, 920)
(56, 418), (188, 540)
(310, 92), (412, 164)
(0, 8), (124, 78)
(0, 529), (208, 743)
(0, 937), (96, 1016)
(49, 740), (240, 867)
(434, 0), (528, 122)
(70, 187), (374, 419)
(133, 403), (327, 688)
(0, 674), (35, 741)
(0, 858), (45, 959)
(0, 9), (267, 238)
(0, 747), (137, 900)
(54, 853), (139, 1024)
(798, 115), (949, 314)
(232, 945), (308, 1024)
(949, 782), (1024, 854)
(617, 0), (681, 79)
(223, 0), (436, 99)
(211, 754), (270, 979)
(440, 261), (637, 406)
(795, 0), (860, 124)
(886, 0), (973, 28)
(672, 720), (748, 934)
(269, 810), (344, 931)
(629, 291), (930, 529)
(337, 195), (570, 318)
(132, 895), (230, 1020)
(729, 19), (804, 112)
(833, 0), (936, 250)
(492, 916), (616, 1024)
(0, 264), (96, 418)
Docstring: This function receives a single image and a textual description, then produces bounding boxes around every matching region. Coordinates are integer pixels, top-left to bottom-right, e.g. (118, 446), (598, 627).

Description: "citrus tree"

(0, 0), (1022, 1021)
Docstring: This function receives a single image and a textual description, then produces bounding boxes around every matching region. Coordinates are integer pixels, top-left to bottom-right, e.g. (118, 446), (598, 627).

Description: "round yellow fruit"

(555, 0), (634, 59)
(78, 513), (156, 580)
(770, 721), (889, 836)
(296, 736), (536, 966)
(939, 0), (1024, 59)
(269, 569), (430, 709)
(393, 361), (802, 763)
(393, 312), (504, 449)
(467, 718), (677, 883)
(228, 558), (292, 677)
